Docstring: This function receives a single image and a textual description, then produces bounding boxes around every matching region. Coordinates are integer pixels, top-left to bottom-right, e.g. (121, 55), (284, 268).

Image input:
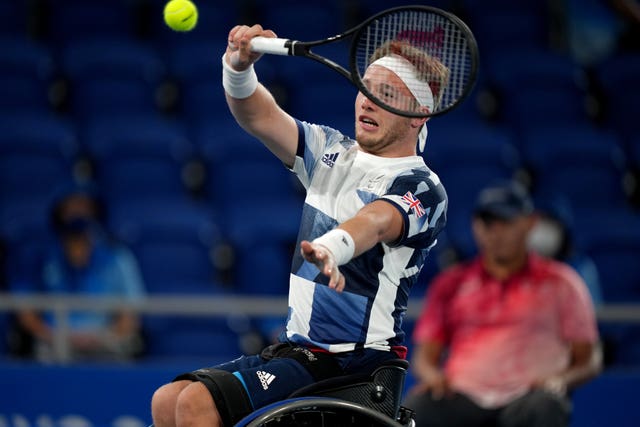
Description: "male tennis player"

(151, 24), (449, 427)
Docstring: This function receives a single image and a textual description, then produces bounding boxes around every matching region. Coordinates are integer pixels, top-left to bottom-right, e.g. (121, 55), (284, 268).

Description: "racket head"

(350, 5), (479, 118)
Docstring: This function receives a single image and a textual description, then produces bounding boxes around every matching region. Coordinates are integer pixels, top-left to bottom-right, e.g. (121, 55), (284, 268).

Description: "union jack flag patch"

(402, 191), (425, 218)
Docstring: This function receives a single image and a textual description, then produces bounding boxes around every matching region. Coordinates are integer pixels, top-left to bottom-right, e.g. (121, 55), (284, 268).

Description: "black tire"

(239, 397), (402, 427)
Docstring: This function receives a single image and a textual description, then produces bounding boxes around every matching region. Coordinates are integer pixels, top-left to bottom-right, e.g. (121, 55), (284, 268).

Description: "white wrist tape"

(222, 53), (258, 99)
(313, 229), (355, 266)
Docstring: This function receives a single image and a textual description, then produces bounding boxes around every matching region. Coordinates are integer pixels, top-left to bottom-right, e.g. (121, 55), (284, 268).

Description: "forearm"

(410, 342), (444, 380)
(338, 201), (403, 258)
(223, 51), (298, 166)
(560, 344), (603, 390)
(539, 342), (603, 394)
(226, 84), (291, 141)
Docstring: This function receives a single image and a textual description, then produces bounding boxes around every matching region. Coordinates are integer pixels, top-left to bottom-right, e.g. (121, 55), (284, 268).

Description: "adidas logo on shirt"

(321, 152), (339, 167)
(256, 370), (276, 390)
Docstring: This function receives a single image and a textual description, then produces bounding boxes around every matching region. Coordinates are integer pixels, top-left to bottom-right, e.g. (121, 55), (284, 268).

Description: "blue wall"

(1, 361), (639, 427)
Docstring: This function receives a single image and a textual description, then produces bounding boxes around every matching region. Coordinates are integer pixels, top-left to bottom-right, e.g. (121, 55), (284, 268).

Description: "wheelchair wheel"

(235, 397), (403, 427)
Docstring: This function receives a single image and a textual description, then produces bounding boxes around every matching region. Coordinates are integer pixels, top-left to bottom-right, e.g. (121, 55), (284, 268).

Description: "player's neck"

(358, 138), (417, 158)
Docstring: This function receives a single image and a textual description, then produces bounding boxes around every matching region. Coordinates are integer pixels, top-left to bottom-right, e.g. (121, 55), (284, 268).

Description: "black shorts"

(174, 342), (398, 426)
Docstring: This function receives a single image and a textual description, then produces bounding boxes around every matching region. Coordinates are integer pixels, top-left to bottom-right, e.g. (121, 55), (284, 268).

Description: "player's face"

(355, 65), (416, 152)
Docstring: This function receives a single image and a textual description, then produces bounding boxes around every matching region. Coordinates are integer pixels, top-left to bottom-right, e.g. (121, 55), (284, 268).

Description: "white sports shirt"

(283, 120), (448, 354)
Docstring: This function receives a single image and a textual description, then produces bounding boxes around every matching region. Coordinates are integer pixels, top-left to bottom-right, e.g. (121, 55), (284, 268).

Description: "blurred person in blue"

(12, 182), (146, 362)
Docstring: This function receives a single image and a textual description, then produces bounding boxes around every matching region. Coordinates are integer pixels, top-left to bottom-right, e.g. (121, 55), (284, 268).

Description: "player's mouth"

(358, 115), (379, 130)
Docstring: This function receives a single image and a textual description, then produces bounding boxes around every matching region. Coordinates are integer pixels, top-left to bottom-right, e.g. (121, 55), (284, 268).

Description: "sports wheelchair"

(234, 358), (415, 426)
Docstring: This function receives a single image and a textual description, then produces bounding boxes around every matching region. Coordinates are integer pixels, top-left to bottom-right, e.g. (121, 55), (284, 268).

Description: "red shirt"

(413, 253), (598, 408)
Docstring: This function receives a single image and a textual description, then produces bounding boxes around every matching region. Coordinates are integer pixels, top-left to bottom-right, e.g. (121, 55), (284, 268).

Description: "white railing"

(1, 293), (639, 363)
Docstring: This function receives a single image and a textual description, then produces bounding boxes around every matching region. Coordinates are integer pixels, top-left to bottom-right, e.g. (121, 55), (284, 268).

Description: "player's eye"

(378, 84), (398, 100)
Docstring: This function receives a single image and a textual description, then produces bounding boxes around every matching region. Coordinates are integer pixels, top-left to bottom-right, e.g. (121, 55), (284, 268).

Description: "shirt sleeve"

(291, 119), (351, 189)
(381, 171), (447, 249)
(556, 263), (599, 343)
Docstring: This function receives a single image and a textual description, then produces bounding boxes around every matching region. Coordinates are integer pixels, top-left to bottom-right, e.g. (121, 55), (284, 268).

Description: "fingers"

(226, 24), (275, 70)
(330, 270), (345, 293)
(300, 241), (345, 293)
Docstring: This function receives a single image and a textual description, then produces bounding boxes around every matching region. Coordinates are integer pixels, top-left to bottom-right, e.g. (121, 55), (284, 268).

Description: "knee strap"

(174, 369), (253, 427)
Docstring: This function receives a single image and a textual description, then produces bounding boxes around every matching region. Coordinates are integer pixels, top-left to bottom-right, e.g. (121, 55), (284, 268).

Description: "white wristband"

(313, 229), (355, 266)
(222, 53), (258, 99)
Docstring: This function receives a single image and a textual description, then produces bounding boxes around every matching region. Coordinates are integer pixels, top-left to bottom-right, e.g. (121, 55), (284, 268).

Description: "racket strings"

(353, 8), (476, 117)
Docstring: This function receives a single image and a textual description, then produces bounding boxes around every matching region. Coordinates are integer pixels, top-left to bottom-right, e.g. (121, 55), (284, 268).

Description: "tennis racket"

(249, 5), (479, 118)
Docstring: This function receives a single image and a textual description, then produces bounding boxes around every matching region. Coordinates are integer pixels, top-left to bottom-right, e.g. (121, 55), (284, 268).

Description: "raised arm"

(224, 25), (299, 167)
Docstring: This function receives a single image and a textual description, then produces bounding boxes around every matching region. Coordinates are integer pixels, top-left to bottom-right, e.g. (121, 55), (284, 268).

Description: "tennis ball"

(164, 0), (198, 32)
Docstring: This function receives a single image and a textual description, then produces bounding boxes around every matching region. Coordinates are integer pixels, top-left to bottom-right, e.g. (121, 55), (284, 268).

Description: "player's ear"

(410, 116), (428, 129)
(411, 105), (430, 128)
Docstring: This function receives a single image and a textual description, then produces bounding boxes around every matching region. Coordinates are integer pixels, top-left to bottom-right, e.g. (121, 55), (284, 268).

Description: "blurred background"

(0, 0), (639, 426)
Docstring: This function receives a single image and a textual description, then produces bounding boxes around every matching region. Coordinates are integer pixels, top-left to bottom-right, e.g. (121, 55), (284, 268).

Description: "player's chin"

(355, 128), (379, 147)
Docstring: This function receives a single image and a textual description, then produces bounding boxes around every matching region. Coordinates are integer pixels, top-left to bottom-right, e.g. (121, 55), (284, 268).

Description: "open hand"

(300, 240), (346, 292)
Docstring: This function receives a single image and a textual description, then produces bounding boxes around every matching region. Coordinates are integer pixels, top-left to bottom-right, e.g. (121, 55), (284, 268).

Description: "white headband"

(370, 54), (434, 113)
(370, 54), (432, 152)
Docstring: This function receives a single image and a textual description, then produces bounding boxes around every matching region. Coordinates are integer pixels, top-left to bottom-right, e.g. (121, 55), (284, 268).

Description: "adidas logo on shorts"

(256, 370), (276, 390)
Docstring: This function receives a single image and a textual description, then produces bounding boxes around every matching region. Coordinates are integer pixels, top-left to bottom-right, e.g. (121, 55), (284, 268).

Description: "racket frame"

(250, 5), (479, 118)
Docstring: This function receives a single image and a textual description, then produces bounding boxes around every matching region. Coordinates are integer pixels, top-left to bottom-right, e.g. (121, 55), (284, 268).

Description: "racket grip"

(250, 37), (292, 56)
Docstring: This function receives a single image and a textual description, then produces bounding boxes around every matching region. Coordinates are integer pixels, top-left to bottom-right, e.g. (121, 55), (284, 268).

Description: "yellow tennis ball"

(164, 0), (198, 32)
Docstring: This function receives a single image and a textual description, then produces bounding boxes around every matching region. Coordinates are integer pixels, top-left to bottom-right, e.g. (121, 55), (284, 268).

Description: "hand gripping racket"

(249, 5), (479, 118)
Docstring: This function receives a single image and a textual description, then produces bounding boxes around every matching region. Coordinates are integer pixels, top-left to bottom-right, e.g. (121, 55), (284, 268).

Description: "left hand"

(300, 240), (346, 292)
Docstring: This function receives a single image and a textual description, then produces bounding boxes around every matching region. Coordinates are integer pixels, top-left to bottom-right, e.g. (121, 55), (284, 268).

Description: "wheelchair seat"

(288, 358), (410, 421)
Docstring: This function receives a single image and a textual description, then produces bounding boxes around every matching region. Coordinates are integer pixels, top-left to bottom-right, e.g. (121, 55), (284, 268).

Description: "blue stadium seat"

(195, 120), (304, 206)
(595, 52), (640, 139)
(289, 80), (357, 128)
(177, 79), (231, 124)
(0, 196), (52, 253)
(47, 0), (138, 45)
(598, 323), (640, 368)
(0, 36), (56, 112)
(84, 114), (194, 202)
(143, 316), (242, 361)
(424, 118), (521, 258)
(204, 150), (303, 295)
(484, 48), (592, 132)
(225, 200), (302, 295)
(193, 120), (303, 294)
(572, 208), (640, 303)
(0, 1), (28, 36)
(206, 150), (303, 210)
(0, 112), (78, 206)
(261, 3), (342, 43)
(462, 0), (551, 56)
(521, 125), (629, 210)
(109, 197), (225, 295)
(61, 38), (166, 118)
(167, 39), (227, 121)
